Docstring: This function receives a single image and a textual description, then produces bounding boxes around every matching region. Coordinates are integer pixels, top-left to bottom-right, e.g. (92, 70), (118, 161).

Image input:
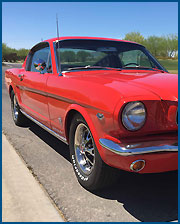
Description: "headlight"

(122, 101), (146, 131)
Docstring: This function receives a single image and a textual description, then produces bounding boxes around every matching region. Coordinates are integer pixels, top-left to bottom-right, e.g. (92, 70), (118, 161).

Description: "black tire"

(11, 90), (28, 126)
(69, 114), (119, 191)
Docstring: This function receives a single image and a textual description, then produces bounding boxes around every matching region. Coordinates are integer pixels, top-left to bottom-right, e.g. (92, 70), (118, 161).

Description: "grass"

(158, 59), (178, 74)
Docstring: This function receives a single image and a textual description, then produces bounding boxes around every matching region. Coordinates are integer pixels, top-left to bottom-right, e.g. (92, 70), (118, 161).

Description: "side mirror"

(34, 59), (46, 73)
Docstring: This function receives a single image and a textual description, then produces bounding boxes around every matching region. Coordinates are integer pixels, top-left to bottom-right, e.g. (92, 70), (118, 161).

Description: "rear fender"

(5, 69), (23, 106)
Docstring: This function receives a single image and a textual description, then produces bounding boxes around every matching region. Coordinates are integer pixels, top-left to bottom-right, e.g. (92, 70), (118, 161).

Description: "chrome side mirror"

(34, 59), (46, 73)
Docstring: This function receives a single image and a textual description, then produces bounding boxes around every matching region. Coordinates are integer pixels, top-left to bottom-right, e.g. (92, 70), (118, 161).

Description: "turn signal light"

(130, 160), (145, 172)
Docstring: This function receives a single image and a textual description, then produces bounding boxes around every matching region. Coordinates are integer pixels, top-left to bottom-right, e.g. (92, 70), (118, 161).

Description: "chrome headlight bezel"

(122, 101), (147, 131)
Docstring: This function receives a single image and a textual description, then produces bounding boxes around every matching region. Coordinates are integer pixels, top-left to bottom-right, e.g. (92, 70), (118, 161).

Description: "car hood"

(66, 70), (178, 101)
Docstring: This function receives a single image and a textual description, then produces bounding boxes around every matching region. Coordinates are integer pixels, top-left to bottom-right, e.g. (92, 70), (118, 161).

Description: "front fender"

(64, 104), (117, 162)
(64, 104), (99, 144)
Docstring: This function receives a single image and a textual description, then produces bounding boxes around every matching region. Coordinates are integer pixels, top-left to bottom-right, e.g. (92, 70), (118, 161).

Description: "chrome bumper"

(99, 138), (178, 156)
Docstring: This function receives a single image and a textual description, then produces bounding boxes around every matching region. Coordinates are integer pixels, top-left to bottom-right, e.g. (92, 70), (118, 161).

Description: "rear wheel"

(69, 114), (118, 191)
(11, 90), (28, 126)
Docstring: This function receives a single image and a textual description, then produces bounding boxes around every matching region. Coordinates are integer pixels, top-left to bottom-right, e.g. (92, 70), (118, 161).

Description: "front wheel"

(69, 114), (118, 191)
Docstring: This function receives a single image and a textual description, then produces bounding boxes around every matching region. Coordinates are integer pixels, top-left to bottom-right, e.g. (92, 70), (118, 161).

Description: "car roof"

(44, 36), (141, 45)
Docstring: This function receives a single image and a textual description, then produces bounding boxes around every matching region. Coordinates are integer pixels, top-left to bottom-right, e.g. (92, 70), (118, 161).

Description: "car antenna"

(56, 13), (62, 75)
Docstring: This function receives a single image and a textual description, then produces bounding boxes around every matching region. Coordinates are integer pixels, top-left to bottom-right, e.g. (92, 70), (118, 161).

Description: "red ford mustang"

(5, 37), (178, 190)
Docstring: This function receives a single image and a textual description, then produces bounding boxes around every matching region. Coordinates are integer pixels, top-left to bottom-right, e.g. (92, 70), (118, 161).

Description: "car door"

(17, 42), (52, 128)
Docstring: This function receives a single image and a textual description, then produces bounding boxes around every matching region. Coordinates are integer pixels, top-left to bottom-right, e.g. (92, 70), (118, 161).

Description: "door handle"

(18, 74), (24, 81)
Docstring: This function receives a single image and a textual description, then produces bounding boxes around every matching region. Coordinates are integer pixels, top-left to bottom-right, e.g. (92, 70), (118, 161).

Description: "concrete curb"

(2, 133), (65, 222)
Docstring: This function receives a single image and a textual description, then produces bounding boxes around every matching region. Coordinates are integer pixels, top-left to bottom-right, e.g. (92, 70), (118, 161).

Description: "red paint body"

(5, 37), (178, 173)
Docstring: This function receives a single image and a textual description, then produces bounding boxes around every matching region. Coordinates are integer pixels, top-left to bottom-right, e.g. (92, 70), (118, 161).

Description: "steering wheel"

(123, 62), (139, 67)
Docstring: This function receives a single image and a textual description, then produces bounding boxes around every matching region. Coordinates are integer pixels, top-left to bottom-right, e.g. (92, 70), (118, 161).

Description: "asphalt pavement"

(2, 63), (178, 222)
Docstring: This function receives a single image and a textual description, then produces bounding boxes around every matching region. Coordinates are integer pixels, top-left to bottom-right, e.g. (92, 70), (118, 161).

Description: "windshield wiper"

(122, 66), (165, 73)
(66, 65), (121, 71)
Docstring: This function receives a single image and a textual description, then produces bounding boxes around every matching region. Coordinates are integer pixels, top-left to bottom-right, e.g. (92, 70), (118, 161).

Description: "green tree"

(124, 32), (145, 45)
(2, 43), (29, 62)
(2, 43), (12, 61)
(157, 36), (168, 58)
(60, 51), (76, 62)
(17, 48), (29, 60)
(144, 36), (163, 57)
(124, 33), (178, 59)
(76, 51), (91, 62)
(167, 34), (178, 58)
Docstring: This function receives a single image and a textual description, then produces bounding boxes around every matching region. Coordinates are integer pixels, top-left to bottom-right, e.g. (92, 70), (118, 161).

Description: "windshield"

(55, 39), (167, 73)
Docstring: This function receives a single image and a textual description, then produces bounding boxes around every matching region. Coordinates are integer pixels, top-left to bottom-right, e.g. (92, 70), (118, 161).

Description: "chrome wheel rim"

(74, 123), (95, 175)
(13, 95), (19, 120)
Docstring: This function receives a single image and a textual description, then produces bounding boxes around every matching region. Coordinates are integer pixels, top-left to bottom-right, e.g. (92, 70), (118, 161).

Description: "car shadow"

(28, 121), (71, 162)
(28, 121), (178, 222)
(95, 170), (178, 222)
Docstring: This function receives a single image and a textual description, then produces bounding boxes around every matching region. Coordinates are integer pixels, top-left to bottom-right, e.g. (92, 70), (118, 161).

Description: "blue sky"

(2, 2), (178, 49)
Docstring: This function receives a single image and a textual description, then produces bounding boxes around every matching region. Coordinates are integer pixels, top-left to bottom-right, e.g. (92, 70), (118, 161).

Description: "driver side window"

(26, 44), (52, 73)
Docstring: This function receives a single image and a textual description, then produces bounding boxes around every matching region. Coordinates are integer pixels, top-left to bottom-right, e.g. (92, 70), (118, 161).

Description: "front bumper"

(99, 138), (178, 156)
(99, 138), (178, 173)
